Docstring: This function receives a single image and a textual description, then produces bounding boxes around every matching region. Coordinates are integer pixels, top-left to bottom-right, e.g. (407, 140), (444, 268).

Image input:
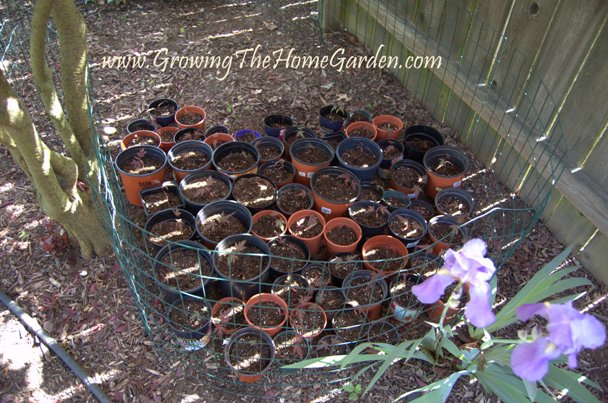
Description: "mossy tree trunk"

(0, 0), (111, 258)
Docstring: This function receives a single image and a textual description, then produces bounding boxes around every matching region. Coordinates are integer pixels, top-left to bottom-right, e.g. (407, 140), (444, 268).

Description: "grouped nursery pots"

(311, 167), (361, 220)
(271, 273), (311, 308)
(120, 130), (161, 150)
(174, 127), (206, 143)
(342, 270), (388, 321)
(434, 187), (474, 223)
(178, 170), (232, 213)
(166, 294), (212, 351)
(232, 174), (277, 212)
(251, 210), (287, 241)
(156, 126), (179, 152)
(276, 183), (314, 217)
(212, 141), (260, 179)
(362, 235), (409, 274)
(224, 327), (275, 383)
(423, 146), (469, 198)
(253, 136), (285, 164)
(244, 293), (288, 337)
(263, 114), (294, 138)
(140, 182), (183, 215)
(344, 121), (377, 141)
(144, 208), (196, 250)
(148, 98), (178, 127)
(168, 140), (213, 182)
(348, 201), (390, 238)
(281, 127), (317, 159)
(389, 159), (428, 198)
(289, 138), (335, 186)
(372, 114), (404, 140)
(301, 264), (332, 291)
(388, 208), (428, 249)
(336, 137), (383, 183)
(175, 105), (206, 130)
(289, 302), (327, 339)
(268, 235), (311, 279)
(195, 200), (253, 248)
(403, 125), (443, 163)
(258, 160), (295, 189)
(287, 209), (326, 257)
(323, 217), (362, 256)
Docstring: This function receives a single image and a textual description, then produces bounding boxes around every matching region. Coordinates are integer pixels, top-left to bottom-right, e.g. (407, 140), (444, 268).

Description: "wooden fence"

(320, 0), (608, 282)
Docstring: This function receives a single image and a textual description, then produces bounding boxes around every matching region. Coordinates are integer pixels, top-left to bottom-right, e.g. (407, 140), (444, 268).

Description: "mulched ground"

(1, 0), (607, 402)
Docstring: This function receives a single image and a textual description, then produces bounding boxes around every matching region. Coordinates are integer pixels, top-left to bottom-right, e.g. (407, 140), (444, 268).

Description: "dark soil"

(178, 111), (204, 125)
(277, 187), (312, 214)
(345, 276), (384, 307)
(256, 144), (282, 160)
(168, 299), (210, 330)
(392, 165), (425, 188)
(365, 246), (406, 272)
(333, 309), (369, 341)
(384, 196), (409, 208)
(382, 144), (402, 160)
(389, 215), (425, 239)
(348, 127), (374, 139)
(409, 200), (435, 221)
(274, 333), (308, 365)
(348, 112), (369, 123)
(259, 161), (293, 185)
(350, 205), (389, 227)
(198, 212), (247, 243)
(367, 322), (397, 344)
(227, 333), (272, 373)
(181, 175), (229, 204)
(171, 150), (209, 170)
(215, 244), (268, 280)
(290, 305), (325, 336)
(149, 219), (194, 245)
(284, 132), (310, 146)
(293, 145), (331, 163)
(313, 173), (358, 202)
(126, 134), (157, 147)
(247, 301), (285, 327)
(270, 240), (307, 273)
(236, 131), (258, 143)
(322, 110), (346, 122)
(289, 214), (323, 239)
(323, 135), (343, 149)
(123, 154), (162, 175)
(149, 101), (176, 117)
(406, 136), (436, 152)
(430, 221), (464, 244)
(341, 146), (377, 167)
(252, 214), (286, 238)
(328, 254), (361, 280)
(206, 137), (231, 149)
(158, 129), (177, 142)
(157, 249), (211, 290)
(431, 158), (462, 176)
(129, 122), (155, 132)
(436, 195), (470, 216)
(272, 275), (311, 307)
(326, 225), (357, 245)
(315, 288), (345, 313)
(212, 300), (246, 334)
(232, 176), (276, 208)
(175, 129), (205, 141)
(269, 120), (292, 129)
(409, 254), (442, 273)
(359, 186), (383, 201)
(378, 122), (398, 131)
(142, 190), (181, 214)
(391, 274), (422, 307)
(302, 265), (331, 289)
(314, 335), (350, 357)
(216, 151), (256, 173)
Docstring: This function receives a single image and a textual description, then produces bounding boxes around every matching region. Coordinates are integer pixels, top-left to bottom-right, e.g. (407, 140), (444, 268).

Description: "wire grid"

(1, 0), (567, 398)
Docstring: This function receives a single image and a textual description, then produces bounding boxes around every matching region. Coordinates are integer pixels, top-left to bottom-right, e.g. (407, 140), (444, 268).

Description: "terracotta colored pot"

(372, 115), (404, 140)
(428, 215), (467, 255)
(115, 145), (167, 206)
(423, 146), (469, 198)
(175, 105), (206, 130)
(289, 302), (327, 339)
(344, 121), (377, 141)
(224, 327), (275, 383)
(251, 210), (287, 242)
(204, 132), (234, 149)
(310, 167), (361, 221)
(120, 130), (161, 150)
(289, 138), (334, 186)
(426, 299), (459, 324)
(342, 270), (388, 321)
(361, 235), (409, 274)
(287, 209), (326, 258)
(156, 126), (179, 152)
(244, 293), (288, 337)
(323, 217), (362, 256)
(211, 297), (246, 336)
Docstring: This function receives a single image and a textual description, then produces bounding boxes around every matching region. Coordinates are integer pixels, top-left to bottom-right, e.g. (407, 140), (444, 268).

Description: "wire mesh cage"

(1, 0), (568, 398)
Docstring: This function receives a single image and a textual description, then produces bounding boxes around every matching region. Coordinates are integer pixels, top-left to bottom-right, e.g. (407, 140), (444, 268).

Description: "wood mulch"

(0, 0), (606, 402)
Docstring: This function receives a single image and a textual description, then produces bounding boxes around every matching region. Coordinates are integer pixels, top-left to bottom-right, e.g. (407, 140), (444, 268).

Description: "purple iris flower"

(511, 301), (606, 382)
(412, 238), (496, 328)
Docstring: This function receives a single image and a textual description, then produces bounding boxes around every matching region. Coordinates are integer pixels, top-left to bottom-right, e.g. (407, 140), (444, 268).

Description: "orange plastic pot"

(289, 302), (327, 339)
(289, 138), (334, 186)
(156, 126), (178, 152)
(344, 121), (377, 141)
(372, 115), (404, 140)
(426, 300), (459, 324)
(423, 146), (469, 198)
(115, 145), (168, 206)
(175, 105), (206, 130)
(361, 235), (409, 274)
(120, 130), (161, 150)
(204, 132), (234, 149)
(211, 297), (245, 336)
(323, 217), (362, 256)
(287, 209), (326, 258)
(244, 293), (288, 337)
(251, 210), (287, 242)
(310, 167), (360, 221)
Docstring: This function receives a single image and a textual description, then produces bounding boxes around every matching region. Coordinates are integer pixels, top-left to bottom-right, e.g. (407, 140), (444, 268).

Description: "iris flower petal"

(412, 273), (455, 304)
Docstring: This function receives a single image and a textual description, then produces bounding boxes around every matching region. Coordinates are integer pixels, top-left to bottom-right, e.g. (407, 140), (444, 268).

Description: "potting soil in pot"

(182, 176), (229, 204)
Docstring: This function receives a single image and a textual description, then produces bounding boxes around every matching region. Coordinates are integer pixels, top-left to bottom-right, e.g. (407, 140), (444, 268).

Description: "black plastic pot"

(267, 235), (311, 280)
(388, 208), (428, 249)
(377, 138), (404, 179)
(409, 199), (435, 221)
(403, 125), (443, 163)
(153, 240), (213, 298)
(281, 127), (317, 159)
(314, 286), (346, 322)
(301, 263), (332, 291)
(389, 159), (428, 198)
(253, 136), (285, 164)
(224, 327), (276, 383)
(336, 137), (383, 183)
(273, 330), (311, 369)
(212, 141), (260, 179)
(381, 189), (411, 212)
(319, 105), (347, 134)
(264, 114), (294, 138)
(195, 200), (253, 248)
(212, 234), (271, 300)
(126, 119), (156, 133)
(342, 270), (388, 313)
(271, 273), (310, 307)
(231, 174), (277, 213)
(389, 272), (423, 323)
(167, 140), (214, 182)
(276, 183), (314, 217)
(178, 170), (233, 214)
(205, 125), (229, 136)
(358, 183), (384, 202)
(434, 187), (475, 223)
(140, 182), (184, 216)
(143, 208), (196, 251)
(174, 127), (206, 143)
(258, 159), (296, 188)
(346, 109), (373, 125)
(313, 334), (351, 358)
(148, 98), (179, 127)
(165, 294), (212, 348)
(347, 201), (389, 239)
(326, 252), (363, 287)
